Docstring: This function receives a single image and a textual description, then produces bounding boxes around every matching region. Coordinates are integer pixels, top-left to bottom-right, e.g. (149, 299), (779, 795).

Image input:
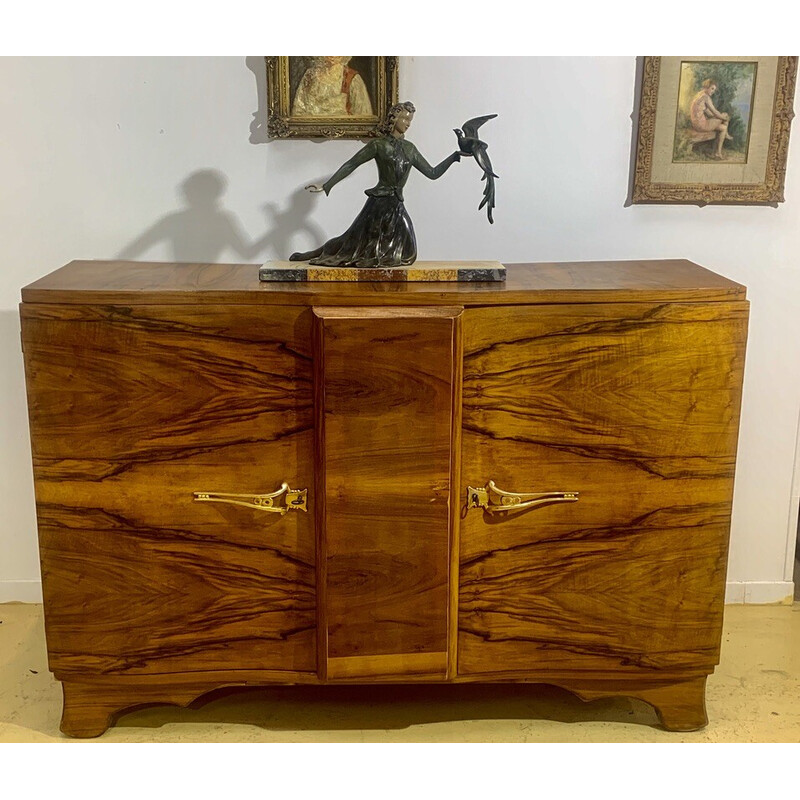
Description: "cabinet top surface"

(21, 259), (747, 306)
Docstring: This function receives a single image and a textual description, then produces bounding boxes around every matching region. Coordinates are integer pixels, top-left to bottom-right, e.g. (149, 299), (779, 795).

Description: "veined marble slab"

(259, 260), (506, 282)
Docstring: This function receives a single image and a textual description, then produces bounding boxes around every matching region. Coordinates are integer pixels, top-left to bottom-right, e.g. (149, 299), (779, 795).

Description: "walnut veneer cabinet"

(20, 259), (748, 737)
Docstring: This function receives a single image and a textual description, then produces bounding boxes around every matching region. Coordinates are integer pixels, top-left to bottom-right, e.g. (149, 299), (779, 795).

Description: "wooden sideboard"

(20, 259), (748, 737)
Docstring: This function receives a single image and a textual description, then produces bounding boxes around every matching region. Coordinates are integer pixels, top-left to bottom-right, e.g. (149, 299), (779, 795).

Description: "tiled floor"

(2, 601), (799, 742)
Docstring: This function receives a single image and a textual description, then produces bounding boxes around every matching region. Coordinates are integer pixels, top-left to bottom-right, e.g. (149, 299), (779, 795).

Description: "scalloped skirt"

(290, 195), (417, 268)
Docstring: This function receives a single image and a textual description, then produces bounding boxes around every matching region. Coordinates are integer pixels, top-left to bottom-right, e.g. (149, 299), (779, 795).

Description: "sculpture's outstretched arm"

(320, 140), (378, 195)
(411, 147), (462, 180)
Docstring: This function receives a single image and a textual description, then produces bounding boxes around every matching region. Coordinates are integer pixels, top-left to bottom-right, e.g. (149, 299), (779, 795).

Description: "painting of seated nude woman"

(673, 61), (757, 163)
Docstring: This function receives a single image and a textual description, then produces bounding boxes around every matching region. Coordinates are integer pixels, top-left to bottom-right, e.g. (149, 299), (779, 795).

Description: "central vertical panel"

(314, 306), (461, 680)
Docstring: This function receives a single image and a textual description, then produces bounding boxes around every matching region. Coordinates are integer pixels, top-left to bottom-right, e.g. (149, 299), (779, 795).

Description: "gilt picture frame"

(632, 56), (797, 205)
(266, 56), (399, 140)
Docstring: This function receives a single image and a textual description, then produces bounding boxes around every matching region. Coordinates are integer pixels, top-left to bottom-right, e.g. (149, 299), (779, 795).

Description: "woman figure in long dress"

(690, 79), (732, 159)
(290, 102), (462, 268)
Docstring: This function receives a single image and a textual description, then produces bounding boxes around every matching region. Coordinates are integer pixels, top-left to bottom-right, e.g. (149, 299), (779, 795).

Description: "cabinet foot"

(632, 676), (708, 731)
(568, 676), (708, 732)
(59, 679), (234, 738)
(61, 682), (119, 738)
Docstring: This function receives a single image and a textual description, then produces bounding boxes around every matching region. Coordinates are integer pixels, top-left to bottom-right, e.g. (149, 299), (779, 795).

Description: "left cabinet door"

(21, 304), (316, 677)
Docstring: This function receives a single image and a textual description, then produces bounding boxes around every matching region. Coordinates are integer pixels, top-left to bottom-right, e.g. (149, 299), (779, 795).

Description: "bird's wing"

(462, 114), (497, 138)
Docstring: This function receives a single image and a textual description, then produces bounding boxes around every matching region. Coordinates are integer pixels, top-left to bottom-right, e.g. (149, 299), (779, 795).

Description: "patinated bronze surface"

(289, 102), (462, 268)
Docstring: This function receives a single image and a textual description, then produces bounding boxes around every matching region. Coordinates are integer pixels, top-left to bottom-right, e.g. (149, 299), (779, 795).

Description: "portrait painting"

(632, 56), (796, 204)
(266, 56), (398, 139)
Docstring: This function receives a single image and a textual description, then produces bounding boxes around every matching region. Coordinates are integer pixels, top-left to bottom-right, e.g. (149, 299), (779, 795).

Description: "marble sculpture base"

(259, 260), (506, 283)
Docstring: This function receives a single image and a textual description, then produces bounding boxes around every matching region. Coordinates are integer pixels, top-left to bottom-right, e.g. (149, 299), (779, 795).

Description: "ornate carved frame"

(266, 56), (399, 140)
(632, 56), (797, 205)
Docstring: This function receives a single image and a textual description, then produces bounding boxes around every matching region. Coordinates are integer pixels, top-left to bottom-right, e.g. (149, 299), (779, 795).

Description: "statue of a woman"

(290, 101), (462, 267)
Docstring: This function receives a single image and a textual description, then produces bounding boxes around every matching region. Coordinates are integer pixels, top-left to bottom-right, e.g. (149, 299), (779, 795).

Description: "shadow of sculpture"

(262, 188), (326, 262)
(116, 169), (327, 265)
(117, 169), (271, 262)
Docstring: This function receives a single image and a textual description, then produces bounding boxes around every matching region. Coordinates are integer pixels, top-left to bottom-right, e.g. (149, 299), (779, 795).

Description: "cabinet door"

(22, 304), (316, 677)
(459, 302), (748, 677)
(314, 307), (460, 680)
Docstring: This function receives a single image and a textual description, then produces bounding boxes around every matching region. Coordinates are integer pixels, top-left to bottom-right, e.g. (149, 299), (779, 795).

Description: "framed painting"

(632, 56), (797, 204)
(266, 56), (399, 139)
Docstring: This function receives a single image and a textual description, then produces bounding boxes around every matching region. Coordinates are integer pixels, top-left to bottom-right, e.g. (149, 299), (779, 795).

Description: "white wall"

(1, 56), (798, 603)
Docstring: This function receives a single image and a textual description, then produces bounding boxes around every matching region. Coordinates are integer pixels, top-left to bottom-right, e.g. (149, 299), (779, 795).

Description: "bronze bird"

(454, 114), (498, 223)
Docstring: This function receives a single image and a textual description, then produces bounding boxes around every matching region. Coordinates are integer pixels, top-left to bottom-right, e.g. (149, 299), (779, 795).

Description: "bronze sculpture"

(290, 102), (497, 268)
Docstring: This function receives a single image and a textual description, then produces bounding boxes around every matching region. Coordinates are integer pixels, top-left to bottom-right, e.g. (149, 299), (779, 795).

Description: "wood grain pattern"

(459, 302), (748, 676)
(22, 304), (317, 676)
(326, 652), (448, 680)
(315, 307), (460, 678)
(19, 260), (749, 735)
(21, 259), (746, 307)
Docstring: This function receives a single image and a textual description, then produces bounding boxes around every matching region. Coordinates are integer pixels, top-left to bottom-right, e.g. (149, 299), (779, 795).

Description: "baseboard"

(725, 581), (795, 605)
(0, 580), (43, 603)
(1, 579), (795, 606)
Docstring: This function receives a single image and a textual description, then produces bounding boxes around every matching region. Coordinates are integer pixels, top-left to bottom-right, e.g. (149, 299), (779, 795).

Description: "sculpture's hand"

(305, 184), (325, 193)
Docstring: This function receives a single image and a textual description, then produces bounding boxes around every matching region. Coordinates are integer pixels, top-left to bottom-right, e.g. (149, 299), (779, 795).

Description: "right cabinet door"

(458, 301), (748, 677)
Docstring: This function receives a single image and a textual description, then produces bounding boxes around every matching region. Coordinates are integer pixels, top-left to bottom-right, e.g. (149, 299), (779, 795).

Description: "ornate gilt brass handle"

(193, 482), (307, 514)
(466, 480), (579, 514)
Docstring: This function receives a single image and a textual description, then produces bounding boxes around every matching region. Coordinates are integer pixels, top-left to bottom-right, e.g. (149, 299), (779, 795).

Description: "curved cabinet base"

(562, 676), (708, 732)
(59, 674), (709, 737)
(60, 679), (249, 739)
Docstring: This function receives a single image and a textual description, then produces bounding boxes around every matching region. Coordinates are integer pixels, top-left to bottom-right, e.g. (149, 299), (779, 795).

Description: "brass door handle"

(193, 482), (307, 514)
(466, 480), (578, 514)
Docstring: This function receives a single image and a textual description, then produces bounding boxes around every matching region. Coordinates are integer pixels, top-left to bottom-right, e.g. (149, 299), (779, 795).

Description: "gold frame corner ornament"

(266, 56), (399, 140)
(632, 55), (797, 205)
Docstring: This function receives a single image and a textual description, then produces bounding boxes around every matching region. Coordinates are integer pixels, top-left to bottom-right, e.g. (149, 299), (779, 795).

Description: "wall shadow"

(0, 309), (39, 585)
(116, 169), (324, 264)
(246, 56), (269, 144)
(118, 170), (266, 262)
(624, 56), (646, 208)
(262, 189), (326, 262)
